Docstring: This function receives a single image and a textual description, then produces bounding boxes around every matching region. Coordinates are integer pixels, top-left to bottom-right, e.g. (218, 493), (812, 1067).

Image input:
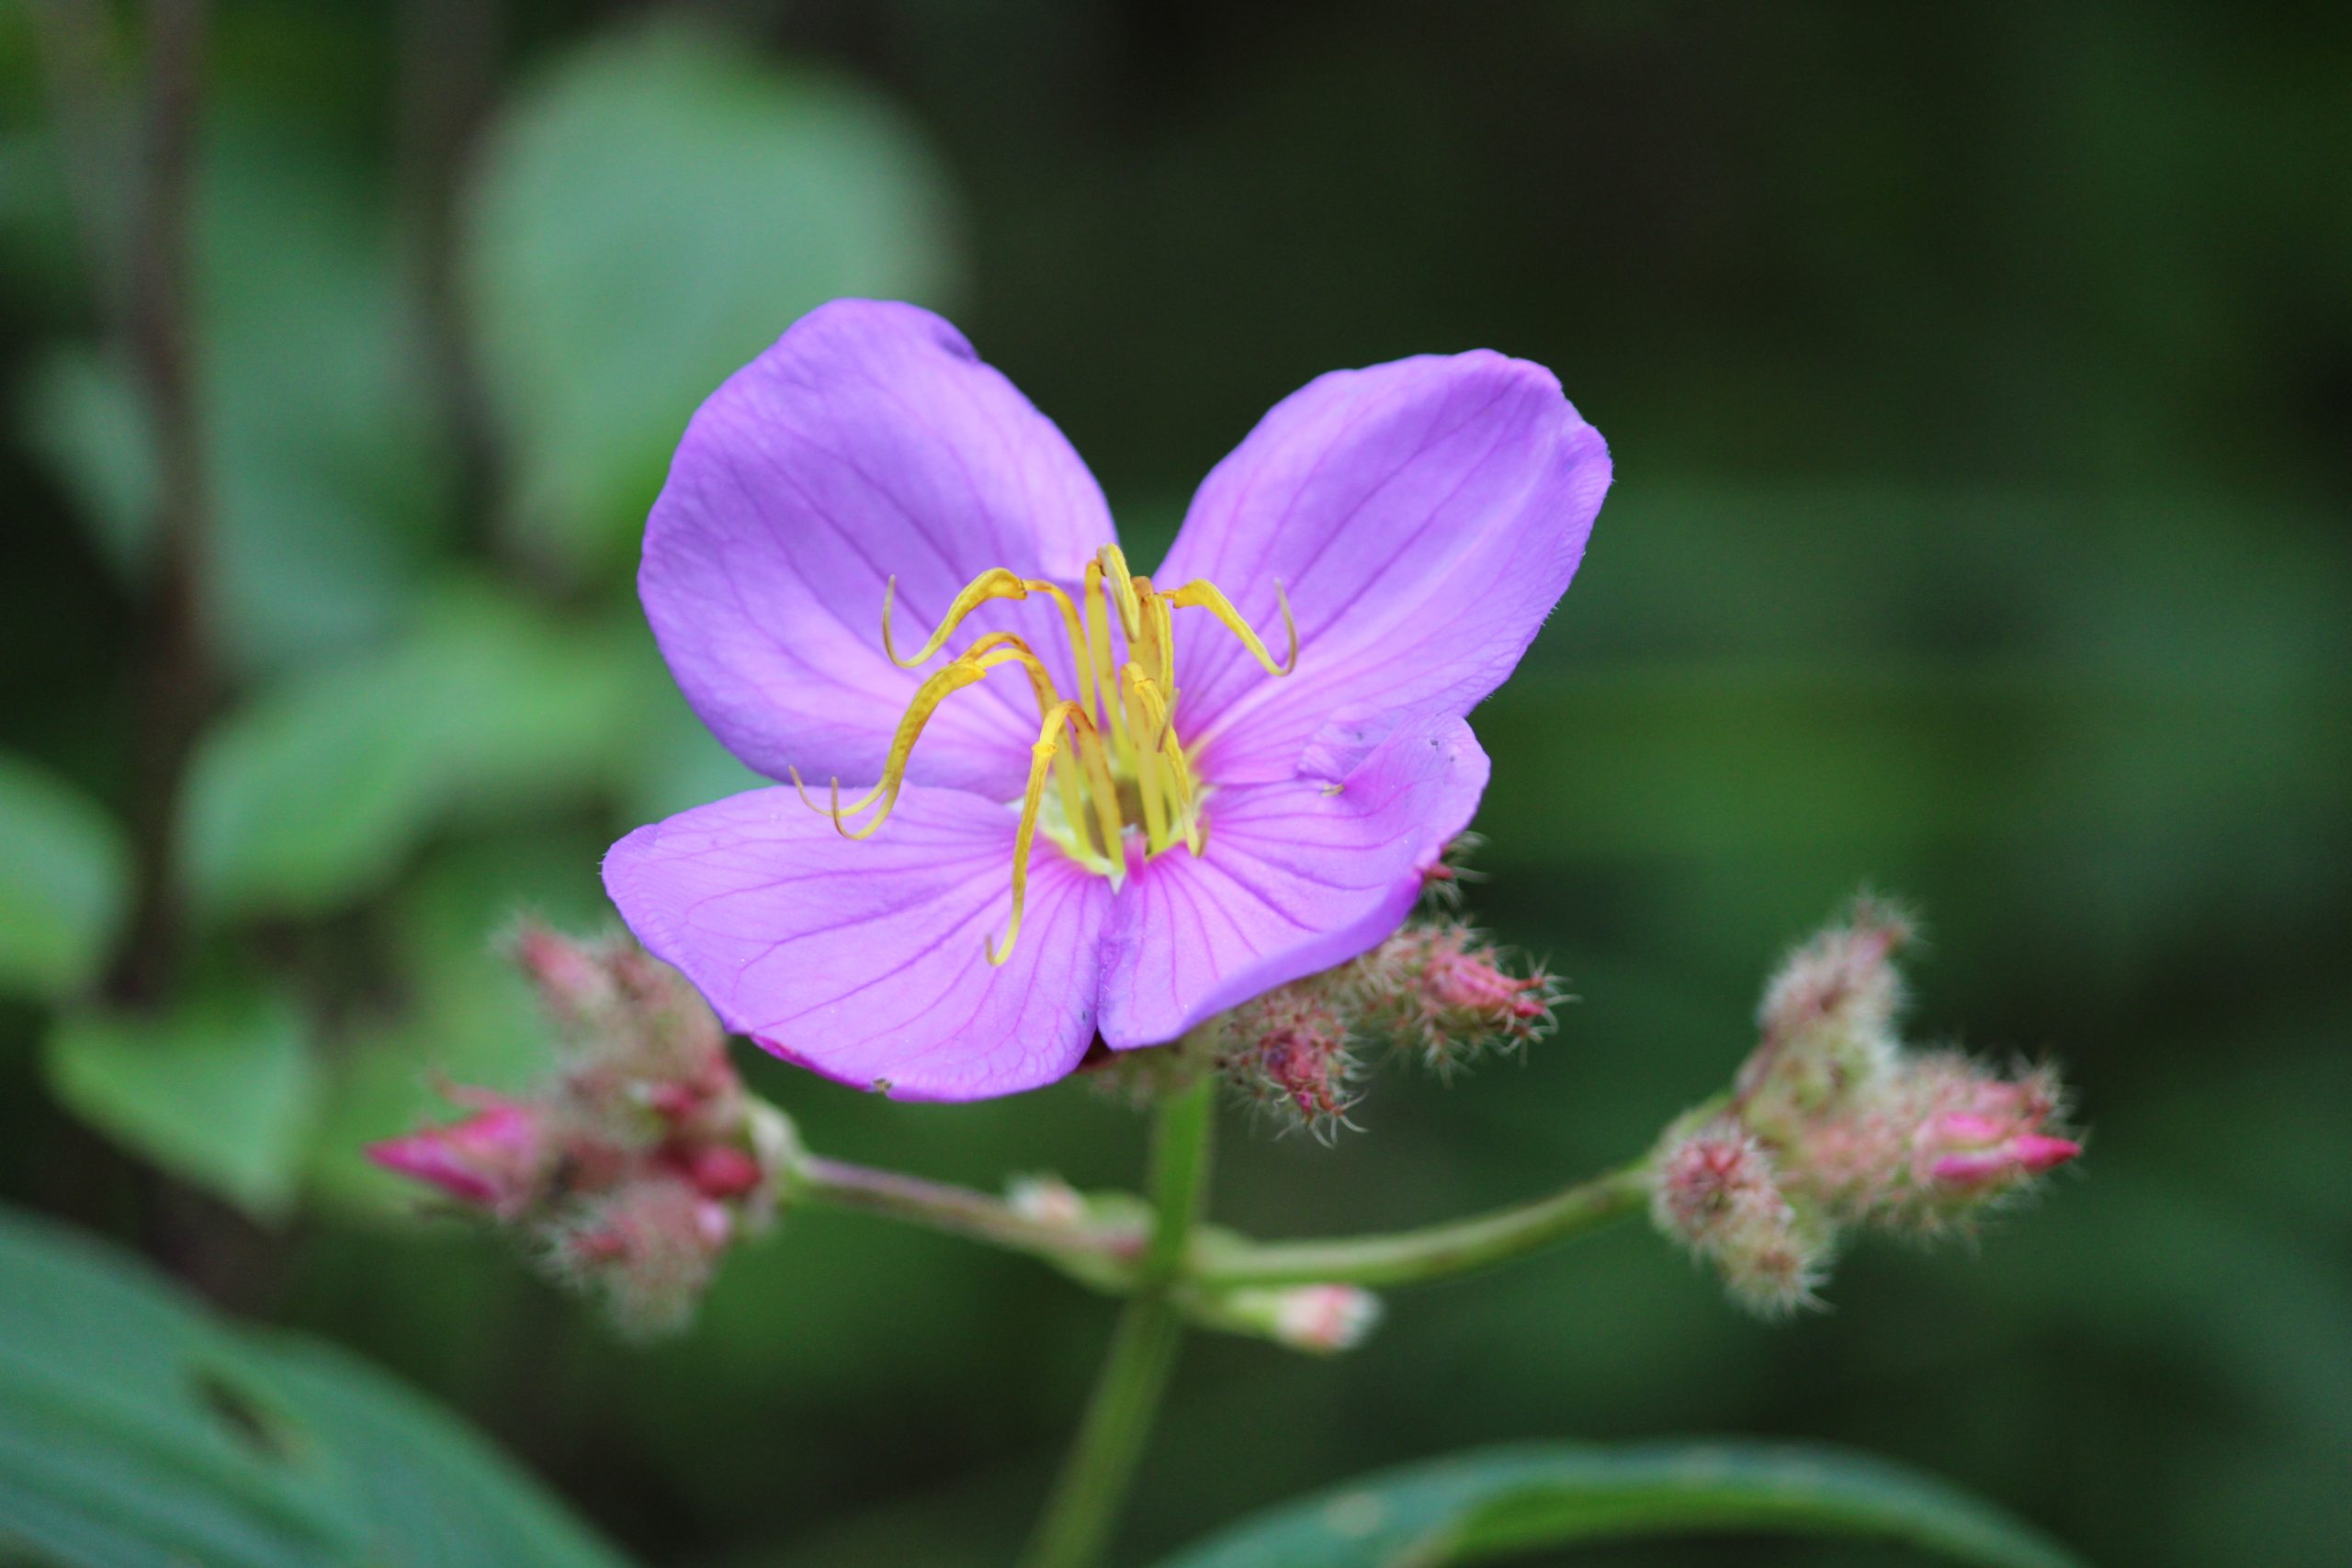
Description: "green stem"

(797, 1156), (1142, 1271)
(1190, 1159), (1654, 1289)
(1019, 1076), (1215, 1568)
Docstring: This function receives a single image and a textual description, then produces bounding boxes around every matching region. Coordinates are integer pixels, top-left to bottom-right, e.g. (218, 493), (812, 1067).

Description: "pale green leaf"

(45, 987), (320, 1220)
(0, 753), (130, 999)
(179, 581), (643, 921)
(465, 22), (961, 572)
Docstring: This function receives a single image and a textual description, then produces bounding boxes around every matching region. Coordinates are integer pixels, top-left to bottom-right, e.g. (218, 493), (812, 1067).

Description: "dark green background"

(2, 4), (2346, 1565)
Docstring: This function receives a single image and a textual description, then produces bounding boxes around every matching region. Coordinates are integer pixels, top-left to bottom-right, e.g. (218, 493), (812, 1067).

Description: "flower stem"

(1190, 1158), (1655, 1289)
(797, 1156), (1141, 1269)
(1019, 1076), (1215, 1568)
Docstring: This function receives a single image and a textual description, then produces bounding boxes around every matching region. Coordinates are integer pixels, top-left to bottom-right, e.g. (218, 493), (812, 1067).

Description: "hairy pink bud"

(368, 1099), (549, 1218)
(1354, 920), (1559, 1076)
(1651, 1121), (1826, 1317)
(511, 922), (616, 1022)
(1921, 1116), (2082, 1189)
(1220, 986), (1360, 1135)
(554, 1178), (734, 1338)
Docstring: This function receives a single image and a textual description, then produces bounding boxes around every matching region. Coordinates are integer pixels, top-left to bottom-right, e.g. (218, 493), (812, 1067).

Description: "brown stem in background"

(110, 0), (214, 1005)
(396, 0), (501, 533)
(22, 0), (127, 314)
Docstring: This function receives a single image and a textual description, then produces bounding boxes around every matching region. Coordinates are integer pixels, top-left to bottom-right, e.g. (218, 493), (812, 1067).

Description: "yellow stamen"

(1161, 577), (1298, 676)
(831, 542), (1296, 961)
(989, 700), (1087, 967)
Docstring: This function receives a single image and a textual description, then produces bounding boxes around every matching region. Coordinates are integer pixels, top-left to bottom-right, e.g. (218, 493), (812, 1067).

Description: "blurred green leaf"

(20, 121), (445, 675)
(44, 984), (319, 1220)
(249, 1336), (635, 1568)
(1153, 1441), (2084, 1568)
(0, 1202), (632, 1568)
(464, 22), (960, 572)
(180, 581), (641, 920)
(0, 753), (129, 1000)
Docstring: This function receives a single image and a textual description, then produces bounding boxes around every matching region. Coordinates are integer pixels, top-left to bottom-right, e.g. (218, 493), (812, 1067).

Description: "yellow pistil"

(796, 544), (1295, 964)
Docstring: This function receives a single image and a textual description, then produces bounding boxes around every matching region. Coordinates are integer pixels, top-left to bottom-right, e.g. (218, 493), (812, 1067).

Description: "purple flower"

(604, 301), (1610, 1100)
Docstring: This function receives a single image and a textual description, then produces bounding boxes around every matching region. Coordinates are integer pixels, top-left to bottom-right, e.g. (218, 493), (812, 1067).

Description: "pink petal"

(1097, 715), (1490, 1048)
(641, 300), (1116, 798)
(1160, 351), (1609, 784)
(604, 784), (1112, 1101)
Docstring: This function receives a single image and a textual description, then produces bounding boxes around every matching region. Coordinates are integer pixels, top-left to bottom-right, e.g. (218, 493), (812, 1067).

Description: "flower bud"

(371, 928), (796, 1335)
(1218, 985), (1360, 1136)
(1007, 1173), (1088, 1227)
(1353, 920), (1559, 1076)
(368, 1097), (551, 1219)
(1651, 1120), (1827, 1318)
(551, 1177), (733, 1339)
(1736, 897), (1912, 1134)
(1905, 1061), (2081, 1200)
(1191, 1283), (1384, 1354)
(509, 921), (616, 1024)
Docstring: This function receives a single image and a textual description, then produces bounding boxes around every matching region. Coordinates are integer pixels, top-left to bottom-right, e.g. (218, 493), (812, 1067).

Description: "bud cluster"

(1212, 909), (1561, 1138)
(1650, 897), (2081, 1317)
(368, 924), (793, 1337)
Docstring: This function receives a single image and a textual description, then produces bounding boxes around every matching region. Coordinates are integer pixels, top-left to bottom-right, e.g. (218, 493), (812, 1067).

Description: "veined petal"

(1097, 715), (1490, 1048)
(1161, 351), (1608, 784)
(604, 784), (1111, 1100)
(641, 299), (1116, 797)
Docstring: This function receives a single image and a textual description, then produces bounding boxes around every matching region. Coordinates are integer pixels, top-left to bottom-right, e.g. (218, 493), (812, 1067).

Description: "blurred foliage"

(466, 21), (962, 573)
(1151, 1442), (2083, 1568)
(0, 1201), (629, 1567)
(0, 4), (2345, 1568)
(0, 752), (127, 998)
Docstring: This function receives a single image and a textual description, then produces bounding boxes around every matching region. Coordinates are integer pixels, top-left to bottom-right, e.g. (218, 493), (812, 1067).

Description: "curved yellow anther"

(882, 569), (1033, 668)
(793, 643), (1026, 838)
(1163, 577), (1298, 676)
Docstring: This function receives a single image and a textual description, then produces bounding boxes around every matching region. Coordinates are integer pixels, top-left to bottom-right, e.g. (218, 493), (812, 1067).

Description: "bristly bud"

(1650, 1119), (1828, 1318)
(1217, 982), (1361, 1138)
(1658, 897), (2083, 1317)
(370, 928), (791, 1337)
(1190, 1283), (1384, 1354)
(1874, 1054), (2080, 1227)
(548, 1177), (733, 1339)
(1418, 832), (1486, 907)
(1351, 919), (1560, 1077)
(510, 920), (617, 1024)
(1736, 896), (1913, 1135)
(367, 1096), (552, 1219)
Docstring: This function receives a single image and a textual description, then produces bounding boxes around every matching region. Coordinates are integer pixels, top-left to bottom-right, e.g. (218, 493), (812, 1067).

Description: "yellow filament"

(1118, 665), (1172, 851)
(989, 701), (1084, 966)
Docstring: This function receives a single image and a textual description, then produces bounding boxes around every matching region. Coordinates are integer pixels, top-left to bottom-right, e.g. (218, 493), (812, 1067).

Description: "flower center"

(791, 545), (1295, 964)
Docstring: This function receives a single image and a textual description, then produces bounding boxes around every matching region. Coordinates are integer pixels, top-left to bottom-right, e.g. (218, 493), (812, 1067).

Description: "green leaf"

(1152, 1441), (2086, 1568)
(180, 581), (643, 920)
(0, 754), (130, 1000)
(0, 1202), (632, 1568)
(20, 121), (447, 676)
(464, 22), (961, 573)
(45, 984), (321, 1220)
